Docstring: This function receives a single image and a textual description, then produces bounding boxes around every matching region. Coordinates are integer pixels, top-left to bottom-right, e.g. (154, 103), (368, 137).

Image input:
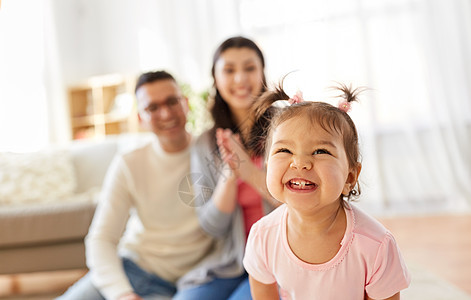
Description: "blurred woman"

(179, 36), (278, 300)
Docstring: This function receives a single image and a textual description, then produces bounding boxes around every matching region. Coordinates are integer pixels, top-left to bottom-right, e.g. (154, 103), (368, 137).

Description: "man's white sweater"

(85, 137), (213, 299)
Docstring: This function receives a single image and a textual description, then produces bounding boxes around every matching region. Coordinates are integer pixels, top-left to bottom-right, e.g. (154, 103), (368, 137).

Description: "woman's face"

(214, 47), (264, 113)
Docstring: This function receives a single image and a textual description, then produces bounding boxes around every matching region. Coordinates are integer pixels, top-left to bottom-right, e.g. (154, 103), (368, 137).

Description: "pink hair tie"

(338, 101), (351, 113)
(288, 90), (304, 105)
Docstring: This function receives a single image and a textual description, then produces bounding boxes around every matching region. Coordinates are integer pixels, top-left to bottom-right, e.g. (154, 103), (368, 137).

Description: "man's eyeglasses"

(142, 96), (182, 114)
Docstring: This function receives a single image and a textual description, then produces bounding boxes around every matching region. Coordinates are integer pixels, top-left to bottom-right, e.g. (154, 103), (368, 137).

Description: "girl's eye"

(313, 149), (330, 155)
(275, 148), (291, 154)
(223, 68), (234, 74)
(245, 66), (256, 72)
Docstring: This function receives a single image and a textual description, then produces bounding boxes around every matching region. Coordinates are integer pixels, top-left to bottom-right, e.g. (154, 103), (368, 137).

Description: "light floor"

(379, 213), (471, 295)
(1, 213), (470, 299)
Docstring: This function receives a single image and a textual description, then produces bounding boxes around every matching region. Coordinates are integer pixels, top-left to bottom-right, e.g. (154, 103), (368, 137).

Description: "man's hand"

(118, 292), (143, 300)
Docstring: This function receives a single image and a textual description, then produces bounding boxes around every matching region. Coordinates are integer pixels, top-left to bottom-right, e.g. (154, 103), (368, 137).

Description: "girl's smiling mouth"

(286, 178), (318, 192)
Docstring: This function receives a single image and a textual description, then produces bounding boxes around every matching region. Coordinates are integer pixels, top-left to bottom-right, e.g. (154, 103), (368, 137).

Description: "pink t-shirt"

(243, 203), (411, 300)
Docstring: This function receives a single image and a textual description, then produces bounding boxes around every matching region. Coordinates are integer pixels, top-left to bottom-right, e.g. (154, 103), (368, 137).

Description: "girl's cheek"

(266, 163), (281, 196)
(266, 176), (278, 200)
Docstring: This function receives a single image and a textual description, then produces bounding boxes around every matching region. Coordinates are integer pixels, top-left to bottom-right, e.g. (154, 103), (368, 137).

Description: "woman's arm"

(211, 166), (238, 213)
(249, 276), (279, 300)
(192, 130), (238, 238)
(216, 128), (275, 203)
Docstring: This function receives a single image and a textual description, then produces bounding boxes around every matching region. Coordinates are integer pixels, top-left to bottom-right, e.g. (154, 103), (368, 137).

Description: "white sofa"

(0, 133), (152, 274)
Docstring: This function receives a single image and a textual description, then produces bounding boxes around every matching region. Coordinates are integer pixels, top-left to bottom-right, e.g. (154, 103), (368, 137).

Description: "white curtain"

(237, 0), (471, 213)
(133, 0), (243, 91)
(0, 0), (68, 152)
(44, 0), (70, 145)
(0, 0), (48, 152)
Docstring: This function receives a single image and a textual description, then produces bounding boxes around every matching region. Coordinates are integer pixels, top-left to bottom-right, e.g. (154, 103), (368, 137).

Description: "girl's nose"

(289, 156), (313, 170)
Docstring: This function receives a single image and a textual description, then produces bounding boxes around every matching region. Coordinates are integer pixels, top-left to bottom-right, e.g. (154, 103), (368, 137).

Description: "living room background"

(0, 0), (470, 212)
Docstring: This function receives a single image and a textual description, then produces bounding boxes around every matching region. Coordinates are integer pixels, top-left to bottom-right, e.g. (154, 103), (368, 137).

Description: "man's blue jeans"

(56, 257), (251, 299)
(174, 272), (250, 300)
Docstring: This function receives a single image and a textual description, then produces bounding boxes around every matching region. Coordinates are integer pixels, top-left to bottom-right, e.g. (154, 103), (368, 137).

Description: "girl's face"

(266, 116), (359, 213)
(214, 47), (264, 113)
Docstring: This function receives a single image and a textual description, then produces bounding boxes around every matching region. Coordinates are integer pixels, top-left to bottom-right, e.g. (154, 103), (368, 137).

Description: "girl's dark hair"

(209, 36), (267, 154)
(252, 79), (365, 201)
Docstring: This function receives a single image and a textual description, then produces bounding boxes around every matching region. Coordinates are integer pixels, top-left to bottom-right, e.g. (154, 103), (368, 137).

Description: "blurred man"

(57, 71), (214, 300)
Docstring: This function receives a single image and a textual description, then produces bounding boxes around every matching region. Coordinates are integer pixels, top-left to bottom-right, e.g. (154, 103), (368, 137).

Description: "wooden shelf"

(68, 74), (138, 140)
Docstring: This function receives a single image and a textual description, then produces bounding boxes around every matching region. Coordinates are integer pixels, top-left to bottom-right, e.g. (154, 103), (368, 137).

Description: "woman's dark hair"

(135, 70), (175, 94)
(209, 36), (267, 154)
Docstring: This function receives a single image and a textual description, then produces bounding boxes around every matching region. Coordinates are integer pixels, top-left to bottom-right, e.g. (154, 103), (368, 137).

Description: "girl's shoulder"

(252, 204), (286, 234)
(348, 203), (390, 244)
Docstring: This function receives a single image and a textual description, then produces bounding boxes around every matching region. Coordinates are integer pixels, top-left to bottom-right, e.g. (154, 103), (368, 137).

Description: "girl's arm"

(366, 292), (400, 300)
(249, 275), (279, 300)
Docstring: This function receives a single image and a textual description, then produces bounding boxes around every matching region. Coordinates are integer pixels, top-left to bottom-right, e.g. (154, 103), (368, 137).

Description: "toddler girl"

(242, 83), (411, 299)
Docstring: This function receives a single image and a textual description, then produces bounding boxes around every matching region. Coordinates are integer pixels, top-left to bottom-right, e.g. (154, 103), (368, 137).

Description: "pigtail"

(254, 84), (289, 120)
(332, 82), (367, 113)
(336, 83), (361, 102)
(248, 82), (290, 156)
(330, 82), (366, 202)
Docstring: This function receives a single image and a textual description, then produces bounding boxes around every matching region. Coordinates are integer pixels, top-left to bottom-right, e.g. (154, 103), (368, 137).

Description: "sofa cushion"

(0, 150), (76, 205)
(70, 133), (154, 193)
(0, 192), (97, 247)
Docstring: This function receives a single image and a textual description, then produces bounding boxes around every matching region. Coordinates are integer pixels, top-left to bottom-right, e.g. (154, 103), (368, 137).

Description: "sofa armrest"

(70, 139), (118, 194)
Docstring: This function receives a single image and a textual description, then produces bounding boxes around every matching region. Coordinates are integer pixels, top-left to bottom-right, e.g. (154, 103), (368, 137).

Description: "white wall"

(52, 0), (140, 85)
(51, 0), (243, 90)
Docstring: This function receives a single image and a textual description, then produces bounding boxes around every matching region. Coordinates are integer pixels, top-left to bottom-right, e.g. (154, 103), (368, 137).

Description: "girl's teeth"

(291, 180), (314, 189)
